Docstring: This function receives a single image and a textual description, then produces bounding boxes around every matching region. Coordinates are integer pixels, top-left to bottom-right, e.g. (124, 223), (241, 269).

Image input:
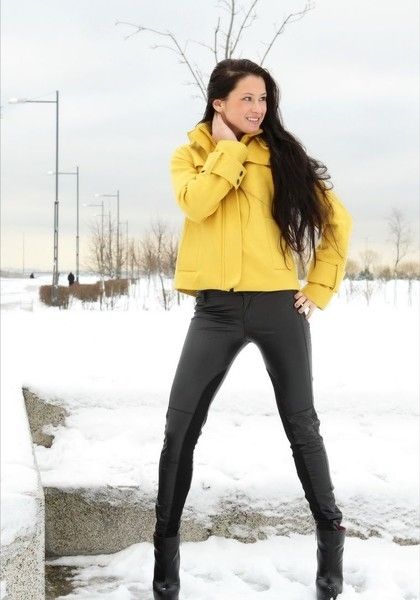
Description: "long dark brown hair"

(198, 58), (342, 269)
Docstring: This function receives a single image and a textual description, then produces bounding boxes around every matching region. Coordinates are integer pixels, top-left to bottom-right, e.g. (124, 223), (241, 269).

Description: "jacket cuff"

(201, 140), (248, 189)
(299, 282), (335, 310)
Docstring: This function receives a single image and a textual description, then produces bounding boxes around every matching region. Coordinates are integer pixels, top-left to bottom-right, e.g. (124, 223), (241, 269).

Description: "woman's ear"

(213, 100), (222, 113)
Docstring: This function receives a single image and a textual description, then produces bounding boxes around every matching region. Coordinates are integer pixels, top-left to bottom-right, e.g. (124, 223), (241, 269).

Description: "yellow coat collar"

(187, 120), (270, 165)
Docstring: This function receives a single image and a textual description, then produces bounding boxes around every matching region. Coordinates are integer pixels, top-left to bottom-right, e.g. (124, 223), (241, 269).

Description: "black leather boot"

(315, 523), (346, 599)
(152, 532), (181, 600)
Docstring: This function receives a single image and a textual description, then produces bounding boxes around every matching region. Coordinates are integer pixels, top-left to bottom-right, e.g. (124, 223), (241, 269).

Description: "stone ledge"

(1, 389), (45, 600)
(43, 485), (419, 557)
(20, 386), (420, 563)
(22, 387), (69, 448)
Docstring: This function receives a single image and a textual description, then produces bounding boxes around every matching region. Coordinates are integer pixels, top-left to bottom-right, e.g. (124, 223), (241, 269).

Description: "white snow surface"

(45, 534), (419, 600)
(1, 275), (419, 599)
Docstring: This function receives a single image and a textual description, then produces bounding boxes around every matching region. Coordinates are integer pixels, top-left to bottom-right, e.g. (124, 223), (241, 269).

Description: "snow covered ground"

(1, 274), (419, 599)
(45, 534), (418, 600)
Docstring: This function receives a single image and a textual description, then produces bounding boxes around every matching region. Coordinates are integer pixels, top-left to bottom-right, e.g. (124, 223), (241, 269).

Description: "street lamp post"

(95, 191), (120, 278)
(9, 91), (60, 305)
(48, 166), (80, 282)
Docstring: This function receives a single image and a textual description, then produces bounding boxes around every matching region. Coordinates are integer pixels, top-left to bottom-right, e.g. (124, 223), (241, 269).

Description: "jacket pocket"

(307, 258), (338, 290)
(176, 219), (200, 271)
(264, 218), (291, 270)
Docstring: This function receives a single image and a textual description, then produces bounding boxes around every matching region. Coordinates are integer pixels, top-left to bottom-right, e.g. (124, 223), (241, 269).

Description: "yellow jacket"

(170, 120), (353, 309)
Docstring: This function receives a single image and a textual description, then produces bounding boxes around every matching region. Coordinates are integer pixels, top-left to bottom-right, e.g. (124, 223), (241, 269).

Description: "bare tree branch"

(214, 16), (221, 63)
(386, 207), (412, 273)
(229, 0), (259, 57)
(224, 0), (237, 58)
(116, 1), (315, 100)
(115, 21), (207, 99)
(259, 1), (315, 66)
(149, 43), (179, 55)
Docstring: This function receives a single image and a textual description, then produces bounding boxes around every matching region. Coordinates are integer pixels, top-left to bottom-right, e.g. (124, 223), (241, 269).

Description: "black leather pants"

(154, 289), (343, 537)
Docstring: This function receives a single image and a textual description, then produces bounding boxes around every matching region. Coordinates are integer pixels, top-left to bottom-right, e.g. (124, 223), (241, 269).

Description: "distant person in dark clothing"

(67, 272), (75, 286)
(29, 273), (35, 279)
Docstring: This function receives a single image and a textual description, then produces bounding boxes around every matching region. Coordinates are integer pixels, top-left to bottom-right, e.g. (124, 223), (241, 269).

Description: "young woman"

(152, 58), (352, 600)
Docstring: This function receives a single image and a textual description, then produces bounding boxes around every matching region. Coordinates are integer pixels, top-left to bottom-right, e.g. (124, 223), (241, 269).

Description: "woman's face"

(212, 74), (267, 137)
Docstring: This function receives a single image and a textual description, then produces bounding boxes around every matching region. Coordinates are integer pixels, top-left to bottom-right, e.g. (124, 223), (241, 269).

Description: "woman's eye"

(244, 97), (267, 101)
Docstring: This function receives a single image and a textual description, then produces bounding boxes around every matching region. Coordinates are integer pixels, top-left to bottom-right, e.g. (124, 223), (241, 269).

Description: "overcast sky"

(1, 0), (419, 272)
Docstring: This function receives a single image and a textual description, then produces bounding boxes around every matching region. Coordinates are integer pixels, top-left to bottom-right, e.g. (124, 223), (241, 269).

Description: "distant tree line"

(84, 206), (419, 287)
